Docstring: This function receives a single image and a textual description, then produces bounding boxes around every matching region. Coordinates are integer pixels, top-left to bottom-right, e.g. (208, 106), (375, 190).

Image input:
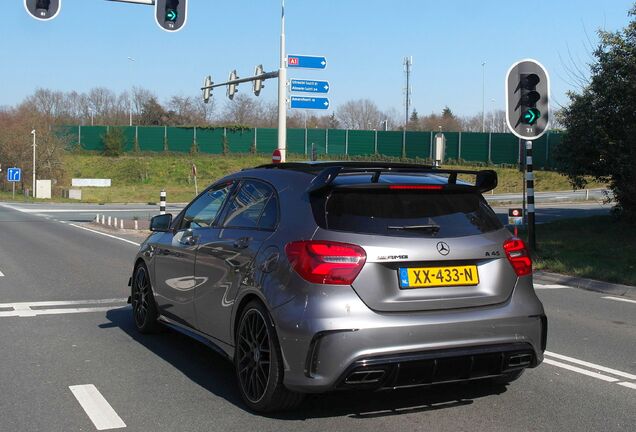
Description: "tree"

(555, 5), (636, 220)
(336, 99), (385, 130)
(139, 97), (169, 126)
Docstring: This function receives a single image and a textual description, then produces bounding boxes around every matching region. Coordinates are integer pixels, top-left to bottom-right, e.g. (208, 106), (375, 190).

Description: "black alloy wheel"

(131, 264), (160, 333)
(237, 309), (271, 404)
(235, 301), (304, 412)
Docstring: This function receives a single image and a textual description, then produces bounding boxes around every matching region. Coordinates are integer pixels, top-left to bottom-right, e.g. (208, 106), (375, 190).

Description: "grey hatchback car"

(129, 162), (547, 412)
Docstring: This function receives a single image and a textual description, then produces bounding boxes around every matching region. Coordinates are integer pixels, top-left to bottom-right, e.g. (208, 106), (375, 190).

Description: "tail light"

(503, 238), (532, 277)
(285, 241), (367, 285)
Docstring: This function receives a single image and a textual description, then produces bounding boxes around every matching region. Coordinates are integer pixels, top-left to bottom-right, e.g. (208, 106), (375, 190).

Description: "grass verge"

(0, 152), (606, 203)
(533, 216), (636, 286)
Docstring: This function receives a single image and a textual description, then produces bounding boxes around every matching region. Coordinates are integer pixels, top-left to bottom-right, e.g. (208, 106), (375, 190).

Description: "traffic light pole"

(526, 140), (536, 251)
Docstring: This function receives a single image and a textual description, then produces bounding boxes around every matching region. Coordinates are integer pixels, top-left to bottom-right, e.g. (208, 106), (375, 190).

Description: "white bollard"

(107, 216), (112, 226)
(114, 217), (118, 227)
(160, 189), (167, 215)
(134, 220), (138, 230)
(120, 220), (124, 229)
(101, 215), (105, 225)
(95, 214), (99, 222)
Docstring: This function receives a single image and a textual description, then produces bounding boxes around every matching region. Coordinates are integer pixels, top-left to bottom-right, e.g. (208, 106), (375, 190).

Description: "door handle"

(233, 237), (250, 249)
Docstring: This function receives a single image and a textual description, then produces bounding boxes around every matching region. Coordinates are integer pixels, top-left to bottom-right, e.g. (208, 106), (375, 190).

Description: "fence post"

(546, 131), (550, 167)
(193, 126), (197, 150)
(325, 129), (329, 155)
(78, 125), (82, 148)
(488, 132), (492, 164)
(135, 126), (139, 151)
(402, 129), (407, 158)
(429, 132), (433, 159)
(458, 132), (462, 160)
(345, 129), (349, 156)
(164, 126), (168, 152)
(374, 130), (378, 154)
(304, 126), (308, 155)
(254, 128), (258, 153)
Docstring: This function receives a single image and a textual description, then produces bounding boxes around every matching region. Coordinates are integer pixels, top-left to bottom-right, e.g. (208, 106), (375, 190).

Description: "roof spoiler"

(305, 167), (498, 194)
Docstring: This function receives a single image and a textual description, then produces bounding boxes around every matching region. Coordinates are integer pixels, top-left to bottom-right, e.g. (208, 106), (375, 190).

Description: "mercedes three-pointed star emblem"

(436, 241), (450, 256)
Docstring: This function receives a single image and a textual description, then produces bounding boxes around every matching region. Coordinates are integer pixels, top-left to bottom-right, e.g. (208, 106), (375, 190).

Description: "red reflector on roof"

(388, 185), (444, 190)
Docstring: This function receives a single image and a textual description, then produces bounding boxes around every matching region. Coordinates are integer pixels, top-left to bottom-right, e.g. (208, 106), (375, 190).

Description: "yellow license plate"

(399, 265), (479, 288)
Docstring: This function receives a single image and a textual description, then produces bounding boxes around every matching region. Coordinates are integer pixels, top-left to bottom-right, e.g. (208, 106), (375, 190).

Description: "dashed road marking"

(534, 284), (571, 289)
(0, 269), (4, 277)
(69, 384), (126, 430)
(545, 351), (636, 381)
(543, 358), (619, 382)
(602, 296), (636, 305)
(0, 298), (128, 318)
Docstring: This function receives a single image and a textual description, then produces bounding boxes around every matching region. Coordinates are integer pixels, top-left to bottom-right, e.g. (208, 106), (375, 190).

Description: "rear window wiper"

(387, 224), (441, 233)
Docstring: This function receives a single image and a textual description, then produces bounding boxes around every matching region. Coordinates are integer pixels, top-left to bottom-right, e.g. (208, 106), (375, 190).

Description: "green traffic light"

(521, 108), (541, 125)
(165, 9), (178, 22)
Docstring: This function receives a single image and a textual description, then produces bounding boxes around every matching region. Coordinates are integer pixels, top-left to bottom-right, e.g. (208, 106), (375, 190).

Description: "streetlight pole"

(277, 0), (287, 162)
(481, 61), (486, 133)
(31, 129), (36, 198)
(491, 98), (496, 132)
(127, 56), (136, 127)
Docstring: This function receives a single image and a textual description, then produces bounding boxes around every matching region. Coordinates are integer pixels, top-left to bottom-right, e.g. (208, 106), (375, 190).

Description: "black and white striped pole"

(160, 189), (166, 215)
(526, 141), (536, 251)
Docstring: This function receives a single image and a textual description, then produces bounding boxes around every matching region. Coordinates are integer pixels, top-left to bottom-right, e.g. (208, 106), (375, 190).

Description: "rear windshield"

(312, 190), (502, 238)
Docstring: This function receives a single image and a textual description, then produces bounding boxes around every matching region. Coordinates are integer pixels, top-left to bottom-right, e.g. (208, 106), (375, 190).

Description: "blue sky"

(2, 0), (634, 117)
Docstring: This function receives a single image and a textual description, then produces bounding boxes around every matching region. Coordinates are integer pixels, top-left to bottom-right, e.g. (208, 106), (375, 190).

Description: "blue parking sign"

(7, 167), (21, 182)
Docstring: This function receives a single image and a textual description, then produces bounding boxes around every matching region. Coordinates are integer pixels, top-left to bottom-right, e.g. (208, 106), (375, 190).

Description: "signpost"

(290, 96), (330, 110)
(7, 168), (21, 200)
(287, 55), (327, 69)
(508, 208), (524, 237)
(290, 79), (330, 94)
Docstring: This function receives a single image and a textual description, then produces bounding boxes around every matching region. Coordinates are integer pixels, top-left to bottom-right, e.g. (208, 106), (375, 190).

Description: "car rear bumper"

(271, 277), (545, 393)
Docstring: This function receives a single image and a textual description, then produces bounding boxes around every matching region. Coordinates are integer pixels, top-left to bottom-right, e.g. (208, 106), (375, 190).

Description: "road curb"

(535, 271), (636, 299)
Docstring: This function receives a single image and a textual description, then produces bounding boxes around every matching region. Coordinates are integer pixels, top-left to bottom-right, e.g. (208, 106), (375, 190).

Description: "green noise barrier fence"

(60, 126), (563, 169)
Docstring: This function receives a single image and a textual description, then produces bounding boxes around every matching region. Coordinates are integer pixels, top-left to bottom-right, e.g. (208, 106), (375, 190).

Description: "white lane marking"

(68, 224), (141, 247)
(543, 358), (619, 383)
(0, 306), (129, 318)
(534, 284), (571, 289)
(602, 296), (636, 305)
(0, 298), (128, 308)
(69, 384), (126, 430)
(0, 203), (151, 213)
(618, 382), (636, 390)
(545, 351), (636, 381)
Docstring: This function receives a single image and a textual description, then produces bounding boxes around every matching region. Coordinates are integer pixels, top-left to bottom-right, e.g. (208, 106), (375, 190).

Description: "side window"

(180, 183), (232, 230)
(222, 180), (275, 230)
(257, 195), (279, 230)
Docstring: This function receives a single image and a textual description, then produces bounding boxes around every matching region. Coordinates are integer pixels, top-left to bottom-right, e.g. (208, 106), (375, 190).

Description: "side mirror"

(150, 214), (172, 232)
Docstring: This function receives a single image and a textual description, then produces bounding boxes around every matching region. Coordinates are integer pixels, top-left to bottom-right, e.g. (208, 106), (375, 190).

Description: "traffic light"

(203, 76), (213, 104)
(155, 0), (188, 32)
(24, 0), (62, 21)
(505, 59), (550, 140)
(227, 70), (238, 100)
(253, 65), (264, 97)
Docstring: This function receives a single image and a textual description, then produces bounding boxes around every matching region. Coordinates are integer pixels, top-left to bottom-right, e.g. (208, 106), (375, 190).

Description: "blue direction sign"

(291, 79), (330, 94)
(7, 167), (21, 182)
(290, 96), (330, 110)
(287, 55), (327, 69)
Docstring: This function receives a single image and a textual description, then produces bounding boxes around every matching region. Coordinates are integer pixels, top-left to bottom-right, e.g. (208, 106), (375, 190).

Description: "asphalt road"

(0, 202), (634, 432)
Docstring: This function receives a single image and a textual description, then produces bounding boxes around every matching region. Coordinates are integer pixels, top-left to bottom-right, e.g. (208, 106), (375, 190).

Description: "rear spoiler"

(306, 166), (498, 194)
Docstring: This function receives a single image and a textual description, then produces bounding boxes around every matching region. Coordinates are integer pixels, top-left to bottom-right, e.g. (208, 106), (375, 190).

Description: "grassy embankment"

(533, 216), (636, 287)
(0, 152), (605, 204)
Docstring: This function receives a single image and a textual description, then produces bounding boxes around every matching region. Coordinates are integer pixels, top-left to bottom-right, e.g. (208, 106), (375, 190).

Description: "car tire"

(131, 263), (161, 334)
(492, 369), (525, 385)
(235, 300), (304, 413)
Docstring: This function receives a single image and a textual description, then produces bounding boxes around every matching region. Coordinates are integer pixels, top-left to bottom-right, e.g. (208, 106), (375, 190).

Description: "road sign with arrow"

(287, 55), (327, 70)
(290, 96), (330, 110)
(290, 79), (330, 94)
